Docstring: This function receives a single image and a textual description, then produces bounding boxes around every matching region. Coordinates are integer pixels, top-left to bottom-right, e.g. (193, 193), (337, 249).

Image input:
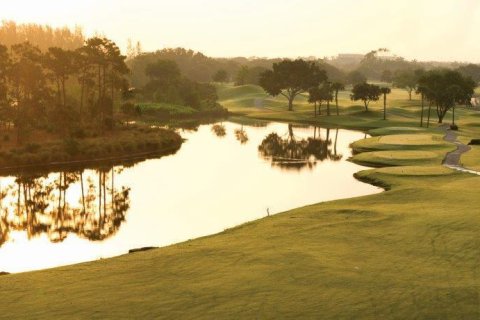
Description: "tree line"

(0, 21), (85, 51)
(0, 37), (129, 144)
(140, 59), (220, 111)
(330, 48), (480, 84)
(127, 47), (348, 88)
(257, 59), (476, 128)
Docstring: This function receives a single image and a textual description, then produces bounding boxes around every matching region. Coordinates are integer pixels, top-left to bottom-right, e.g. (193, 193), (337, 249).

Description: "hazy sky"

(1, 0), (479, 62)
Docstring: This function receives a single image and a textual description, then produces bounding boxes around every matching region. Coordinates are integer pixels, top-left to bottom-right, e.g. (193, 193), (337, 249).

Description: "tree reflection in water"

(258, 124), (343, 170)
(211, 124), (226, 137)
(234, 124), (249, 145)
(0, 166), (130, 248)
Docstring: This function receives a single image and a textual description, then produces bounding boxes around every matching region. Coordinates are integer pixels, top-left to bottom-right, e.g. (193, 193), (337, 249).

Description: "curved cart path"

(442, 127), (480, 175)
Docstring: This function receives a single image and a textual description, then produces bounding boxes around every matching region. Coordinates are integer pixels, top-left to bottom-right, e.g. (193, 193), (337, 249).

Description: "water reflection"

(0, 121), (380, 273)
(211, 124), (227, 137)
(258, 125), (343, 170)
(0, 167), (130, 247)
(234, 124), (249, 145)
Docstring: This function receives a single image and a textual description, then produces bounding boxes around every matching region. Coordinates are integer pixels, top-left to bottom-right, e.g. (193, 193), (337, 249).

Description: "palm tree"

(380, 87), (391, 120)
(331, 82), (345, 116)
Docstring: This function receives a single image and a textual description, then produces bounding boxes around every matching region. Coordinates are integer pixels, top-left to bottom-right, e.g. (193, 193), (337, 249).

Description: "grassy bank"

(1, 84), (480, 319)
(135, 101), (229, 119)
(0, 126), (182, 171)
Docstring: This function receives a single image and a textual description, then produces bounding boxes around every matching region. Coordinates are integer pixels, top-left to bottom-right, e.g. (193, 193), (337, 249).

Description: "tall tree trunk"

(452, 105), (456, 126)
(437, 104), (445, 124)
(420, 94), (424, 127)
(364, 101), (368, 111)
(427, 101), (432, 128)
(327, 100), (330, 116)
(437, 107), (444, 123)
(288, 95), (294, 111)
(314, 101), (317, 117)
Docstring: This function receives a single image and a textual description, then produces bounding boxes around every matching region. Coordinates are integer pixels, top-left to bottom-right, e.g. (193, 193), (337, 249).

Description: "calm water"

(0, 121), (380, 273)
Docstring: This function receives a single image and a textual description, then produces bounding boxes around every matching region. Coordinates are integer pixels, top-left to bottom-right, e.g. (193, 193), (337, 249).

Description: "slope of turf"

(1, 83), (480, 319)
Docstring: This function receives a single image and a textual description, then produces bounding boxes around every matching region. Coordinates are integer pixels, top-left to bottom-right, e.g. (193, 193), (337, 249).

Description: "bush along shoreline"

(0, 126), (183, 172)
(124, 102), (230, 121)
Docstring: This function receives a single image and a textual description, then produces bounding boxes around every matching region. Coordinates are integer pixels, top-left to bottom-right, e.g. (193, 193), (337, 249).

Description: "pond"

(0, 121), (381, 273)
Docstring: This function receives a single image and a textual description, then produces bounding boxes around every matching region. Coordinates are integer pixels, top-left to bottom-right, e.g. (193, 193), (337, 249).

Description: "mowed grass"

(368, 126), (431, 136)
(217, 83), (427, 129)
(351, 133), (450, 152)
(1, 167), (479, 319)
(352, 150), (442, 167)
(460, 145), (480, 171)
(1, 83), (480, 319)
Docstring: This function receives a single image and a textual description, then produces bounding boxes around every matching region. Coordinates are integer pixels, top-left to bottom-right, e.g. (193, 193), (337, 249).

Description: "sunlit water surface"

(0, 121), (380, 273)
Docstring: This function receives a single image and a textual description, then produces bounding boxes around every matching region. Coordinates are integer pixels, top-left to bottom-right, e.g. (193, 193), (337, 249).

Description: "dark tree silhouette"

(235, 66), (249, 86)
(350, 83), (381, 111)
(331, 82), (345, 116)
(308, 83), (333, 116)
(393, 70), (418, 100)
(456, 64), (480, 84)
(44, 47), (77, 109)
(212, 69), (228, 83)
(346, 70), (367, 85)
(259, 59), (326, 111)
(417, 70), (475, 124)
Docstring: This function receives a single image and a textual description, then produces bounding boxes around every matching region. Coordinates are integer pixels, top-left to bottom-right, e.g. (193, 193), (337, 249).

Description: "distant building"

(336, 54), (364, 63)
(377, 54), (402, 61)
(329, 54), (364, 69)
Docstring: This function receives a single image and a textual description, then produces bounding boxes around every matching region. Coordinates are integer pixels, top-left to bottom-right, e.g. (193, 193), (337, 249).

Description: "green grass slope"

(1, 83), (480, 319)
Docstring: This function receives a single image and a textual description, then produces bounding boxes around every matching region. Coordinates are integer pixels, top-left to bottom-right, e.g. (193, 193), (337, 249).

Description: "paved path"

(442, 126), (480, 175)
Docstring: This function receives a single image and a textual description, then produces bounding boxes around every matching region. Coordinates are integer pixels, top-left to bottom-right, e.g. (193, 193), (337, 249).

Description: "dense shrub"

(64, 138), (80, 156)
(24, 143), (41, 153)
(469, 139), (480, 145)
